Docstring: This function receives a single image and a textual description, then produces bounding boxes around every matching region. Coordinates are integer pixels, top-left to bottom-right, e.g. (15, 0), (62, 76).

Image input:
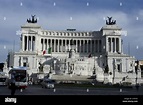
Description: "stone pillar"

(106, 37), (108, 52)
(61, 39), (63, 52)
(65, 39), (67, 52)
(50, 39), (52, 51)
(22, 35), (25, 51)
(26, 36), (28, 51)
(83, 40), (85, 53)
(41, 39), (43, 51)
(57, 39), (59, 52)
(108, 38), (111, 52)
(54, 39), (56, 52)
(45, 39), (47, 50)
(113, 38), (115, 53)
(114, 38), (116, 53)
(86, 40), (88, 53)
(111, 38), (113, 53)
(33, 36), (36, 51)
(43, 39), (45, 51)
(90, 40), (92, 54)
(30, 36), (32, 51)
(75, 40), (78, 53)
(119, 38), (121, 53)
(121, 39), (123, 54)
(79, 40), (81, 53)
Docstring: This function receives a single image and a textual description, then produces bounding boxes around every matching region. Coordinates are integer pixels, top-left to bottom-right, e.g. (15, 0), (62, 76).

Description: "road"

(0, 85), (143, 104)
(0, 84), (143, 95)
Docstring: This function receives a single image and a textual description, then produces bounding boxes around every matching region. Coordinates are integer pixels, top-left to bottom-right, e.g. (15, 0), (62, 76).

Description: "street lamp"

(135, 60), (139, 84)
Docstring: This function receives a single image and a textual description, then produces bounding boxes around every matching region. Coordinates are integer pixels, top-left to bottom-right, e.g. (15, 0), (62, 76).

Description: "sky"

(0, 0), (143, 62)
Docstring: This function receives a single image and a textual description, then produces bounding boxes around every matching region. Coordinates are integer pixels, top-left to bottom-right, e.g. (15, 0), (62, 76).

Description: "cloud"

(0, 0), (143, 62)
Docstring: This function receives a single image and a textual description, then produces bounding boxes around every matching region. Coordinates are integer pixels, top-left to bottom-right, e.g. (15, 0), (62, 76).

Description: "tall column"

(106, 37), (108, 52)
(44, 38), (47, 50)
(121, 39), (123, 54)
(50, 39), (52, 51)
(60, 39), (62, 52)
(54, 39), (56, 52)
(119, 38), (121, 53)
(33, 36), (35, 51)
(22, 35), (25, 51)
(30, 36), (32, 51)
(113, 38), (115, 53)
(111, 38), (113, 53)
(47, 39), (50, 50)
(75, 40), (77, 53)
(108, 38), (110, 52)
(86, 40), (88, 53)
(79, 40), (81, 53)
(45, 39), (47, 50)
(89, 40), (93, 53)
(65, 40), (67, 52)
(26, 36), (28, 51)
(114, 38), (116, 53)
(41, 39), (43, 51)
(43, 39), (45, 51)
(83, 40), (85, 53)
(57, 39), (59, 52)
(61, 39), (63, 52)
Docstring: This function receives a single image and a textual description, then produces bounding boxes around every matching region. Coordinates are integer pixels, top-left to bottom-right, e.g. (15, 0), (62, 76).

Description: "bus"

(0, 72), (8, 86)
(7, 67), (28, 89)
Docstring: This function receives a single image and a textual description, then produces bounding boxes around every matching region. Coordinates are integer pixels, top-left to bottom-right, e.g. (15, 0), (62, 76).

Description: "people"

(10, 72), (16, 95)
(135, 83), (140, 91)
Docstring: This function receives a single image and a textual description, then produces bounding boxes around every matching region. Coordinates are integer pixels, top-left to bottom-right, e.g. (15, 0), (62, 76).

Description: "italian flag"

(43, 47), (52, 55)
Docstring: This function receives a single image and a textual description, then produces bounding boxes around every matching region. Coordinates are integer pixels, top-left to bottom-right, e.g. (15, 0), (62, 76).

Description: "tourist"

(10, 72), (16, 95)
(135, 83), (140, 91)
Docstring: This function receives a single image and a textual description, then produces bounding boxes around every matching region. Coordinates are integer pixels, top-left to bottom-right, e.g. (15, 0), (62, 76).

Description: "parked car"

(41, 79), (55, 89)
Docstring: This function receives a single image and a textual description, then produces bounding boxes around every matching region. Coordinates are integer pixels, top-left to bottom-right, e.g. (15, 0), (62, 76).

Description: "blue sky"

(0, 0), (143, 62)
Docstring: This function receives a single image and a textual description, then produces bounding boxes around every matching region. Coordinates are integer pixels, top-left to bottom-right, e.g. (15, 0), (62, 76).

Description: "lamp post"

(135, 60), (139, 84)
